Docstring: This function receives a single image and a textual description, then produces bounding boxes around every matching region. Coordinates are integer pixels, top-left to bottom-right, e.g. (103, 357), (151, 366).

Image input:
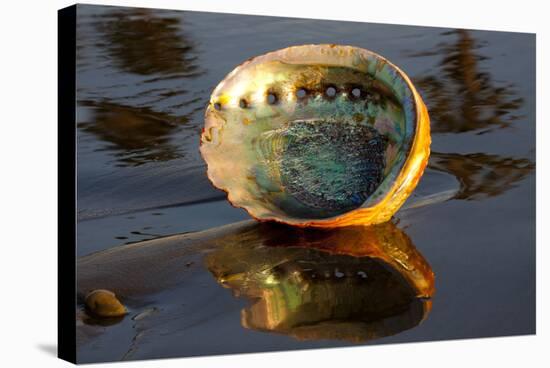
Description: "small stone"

(85, 289), (127, 318)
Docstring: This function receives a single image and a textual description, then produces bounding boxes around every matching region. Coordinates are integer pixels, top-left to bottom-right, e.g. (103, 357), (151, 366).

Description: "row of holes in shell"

(213, 85), (373, 111)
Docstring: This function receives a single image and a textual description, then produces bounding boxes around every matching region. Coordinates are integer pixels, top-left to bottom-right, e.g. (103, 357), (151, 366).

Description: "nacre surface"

(200, 44), (430, 226)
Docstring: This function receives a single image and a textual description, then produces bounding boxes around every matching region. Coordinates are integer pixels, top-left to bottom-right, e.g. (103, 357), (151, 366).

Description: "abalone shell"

(200, 44), (430, 227)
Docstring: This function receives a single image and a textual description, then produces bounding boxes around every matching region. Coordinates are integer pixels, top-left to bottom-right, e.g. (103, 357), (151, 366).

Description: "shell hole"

(325, 86), (337, 97)
(239, 99), (249, 109)
(213, 102), (222, 111)
(267, 93), (278, 105)
(296, 88), (308, 99)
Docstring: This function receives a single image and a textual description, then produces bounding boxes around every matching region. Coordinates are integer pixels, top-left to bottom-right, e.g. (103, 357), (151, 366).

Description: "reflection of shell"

(206, 221), (434, 342)
(200, 45), (430, 227)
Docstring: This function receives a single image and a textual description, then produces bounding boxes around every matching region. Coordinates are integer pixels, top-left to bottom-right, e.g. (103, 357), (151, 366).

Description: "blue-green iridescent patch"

(259, 119), (386, 219)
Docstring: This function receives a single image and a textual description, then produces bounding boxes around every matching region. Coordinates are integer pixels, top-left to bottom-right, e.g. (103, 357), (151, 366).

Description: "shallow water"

(75, 4), (535, 363)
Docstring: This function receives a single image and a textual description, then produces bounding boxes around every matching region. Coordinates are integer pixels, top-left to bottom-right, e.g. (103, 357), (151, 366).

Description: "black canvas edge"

(58, 4), (77, 364)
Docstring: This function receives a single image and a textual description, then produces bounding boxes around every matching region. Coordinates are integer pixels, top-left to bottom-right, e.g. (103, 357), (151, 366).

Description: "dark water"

(75, 4), (535, 363)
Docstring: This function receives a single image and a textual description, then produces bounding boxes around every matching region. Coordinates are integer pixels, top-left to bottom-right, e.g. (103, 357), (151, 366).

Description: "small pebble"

(85, 289), (127, 318)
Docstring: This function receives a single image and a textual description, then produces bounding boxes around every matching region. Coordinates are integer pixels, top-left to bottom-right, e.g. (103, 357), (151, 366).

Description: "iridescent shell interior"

(200, 44), (429, 226)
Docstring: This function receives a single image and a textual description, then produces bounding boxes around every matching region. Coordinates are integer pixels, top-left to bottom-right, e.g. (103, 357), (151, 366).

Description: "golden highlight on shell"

(200, 44), (431, 227)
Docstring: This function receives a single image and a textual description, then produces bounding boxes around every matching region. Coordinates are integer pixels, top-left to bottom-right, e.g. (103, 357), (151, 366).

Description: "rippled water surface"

(75, 4), (535, 363)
